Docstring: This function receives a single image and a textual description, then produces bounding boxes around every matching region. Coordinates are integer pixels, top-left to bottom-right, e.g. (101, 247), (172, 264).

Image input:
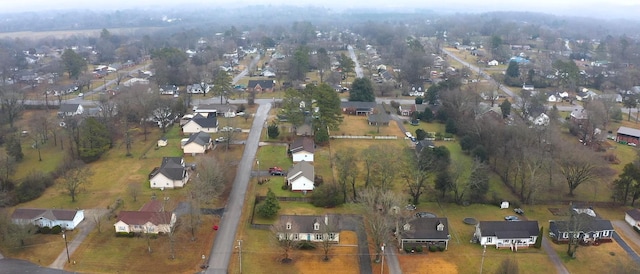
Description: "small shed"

(157, 137), (168, 147)
(500, 201), (509, 209)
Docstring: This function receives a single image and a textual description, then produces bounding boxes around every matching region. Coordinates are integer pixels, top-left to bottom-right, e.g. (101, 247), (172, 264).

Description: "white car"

(405, 132), (413, 138)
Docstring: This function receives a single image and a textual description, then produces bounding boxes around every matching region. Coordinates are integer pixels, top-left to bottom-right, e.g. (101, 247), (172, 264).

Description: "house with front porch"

(277, 214), (340, 243)
(549, 212), (614, 244)
(398, 217), (450, 250)
(11, 208), (85, 230)
(340, 101), (376, 115)
(474, 221), (540, 251)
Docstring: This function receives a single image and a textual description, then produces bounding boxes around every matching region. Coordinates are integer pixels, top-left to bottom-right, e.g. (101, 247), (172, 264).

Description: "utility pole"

(62, 231), (70, 264)
(380, 244), (385, 274)
(256, 160), (260, 183)
(235, 240), (243, 273)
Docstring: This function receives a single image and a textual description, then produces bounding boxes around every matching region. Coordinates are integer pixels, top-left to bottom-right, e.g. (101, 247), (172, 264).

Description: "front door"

(307, 234), (310, 241)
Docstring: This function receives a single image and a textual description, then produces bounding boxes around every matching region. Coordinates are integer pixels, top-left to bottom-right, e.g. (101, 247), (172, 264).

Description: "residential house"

(616, 126), (640, 145)
(487, 60), (499, 66)
(114, 210), (176, 234)
(247, 80), (276, 93)
(11, 208), (84, 230)
(277, 214), (340, 242)
(149, 157), (190, 189)
(367, 111), (390, 126)
(187, 83), (210, 94)
(287, 161), (315, 192)
(625, 208), (640, 230)
(398, 217), (450, 250)
(340, 101), (376, 115)
(549, 212), (614, 244)
(182, 113), (218, 134)
(569, 108), (588, 125)
(290, 137), (315, 162)
(182, 131), (212, 155)
(415, 140), (435, 156)
(532, 113), (550, 127)
(58, 103), (84, 117)
(159, 85), (179, 95)
(599, 93), (623, 103)
(576, 89), (597, 101)
(522, 84), (535, 91)
(474, 221), (540, 251)
(194, 104), (238, 117)
(547, 94), (562, 103)
(398, 105), (412, 116)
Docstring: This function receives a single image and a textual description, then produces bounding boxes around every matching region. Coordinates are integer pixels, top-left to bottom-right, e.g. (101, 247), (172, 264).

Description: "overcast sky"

(2, 0), (640, 19)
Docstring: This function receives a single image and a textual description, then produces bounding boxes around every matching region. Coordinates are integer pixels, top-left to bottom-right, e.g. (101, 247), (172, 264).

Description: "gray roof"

(627, 208), (640, 221)
(59, 103), (80, 113)
(549, 215), (614, 234)
(192, 115), (218, 128)
(367, 112), (390, 124)
(415, 140), (435, 154)
(278, 214), (340, 233)
(248, 80), (275, 89)
(400, 217), (449, 240)
(478, 221), (539, 238)
(150, 157), (186, 180)
(11, 208), (79, 221)
(287, 161), (314, 182)
(185, 131), (211, 146)
(617, 126), (640, 138)
(290, 137), (315, 153)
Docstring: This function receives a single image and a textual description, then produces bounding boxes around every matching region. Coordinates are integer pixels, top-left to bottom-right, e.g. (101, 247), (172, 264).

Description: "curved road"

(206, 100), (271, 274)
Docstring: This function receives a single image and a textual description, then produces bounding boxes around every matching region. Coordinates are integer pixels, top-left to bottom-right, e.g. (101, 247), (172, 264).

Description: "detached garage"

(616, 126), (640, 145)
(625, 208), (640, 230)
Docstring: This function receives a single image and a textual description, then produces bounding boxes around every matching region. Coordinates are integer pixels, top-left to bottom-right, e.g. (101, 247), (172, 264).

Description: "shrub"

(115, 232), (129, 237)
(404, 247), (412, 253)
(438, 245), (445, 251)
(50, 225), (62, 234)
(415, 246), (423, 253)
(297, 241), (316, 250)
(429, 245), (438, 252)
(256, 189), (280, 218)
(281, 184), (290, 191)
(16, 171), (52, 203)
(311, 183), (344, 208)
(39, 226), (52, 234)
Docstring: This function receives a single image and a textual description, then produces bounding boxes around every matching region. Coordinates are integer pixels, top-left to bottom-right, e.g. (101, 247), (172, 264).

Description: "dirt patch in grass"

(398, 254), (457, 274)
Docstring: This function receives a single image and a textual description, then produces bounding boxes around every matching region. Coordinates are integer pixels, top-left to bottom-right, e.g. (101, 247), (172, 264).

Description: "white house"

(182, 131), (212, 155)
(11, 208), (85, 230)
(114, 211), (176, 234)
(532, 113), (550, 126)
(149, 157), (190, 189)
(287, 161), (315, 192)
(182, 114), (218, 134)
(58, 103), (84, 117)
(187, 83), (210, 94)
(290, 137), (315, 162)
(474, 221), (540, 251)
(488, 60), (499, 66)
(277, 214), (340, 243)
(625, 209), (640, 231)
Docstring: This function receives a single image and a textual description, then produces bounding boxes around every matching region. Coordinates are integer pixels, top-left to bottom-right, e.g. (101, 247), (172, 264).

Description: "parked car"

(514, 208), (524, 215)
(215, 137), (227, 143)
(504, 215), (520, 221)
(269, 167), (285, 176)
(415, 212), (436, 218)
(220, 126), (234, 132)
(406, 204), (416, 211)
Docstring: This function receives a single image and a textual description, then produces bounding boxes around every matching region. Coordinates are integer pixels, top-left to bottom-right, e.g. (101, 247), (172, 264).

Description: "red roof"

(139, 200), (163, 212)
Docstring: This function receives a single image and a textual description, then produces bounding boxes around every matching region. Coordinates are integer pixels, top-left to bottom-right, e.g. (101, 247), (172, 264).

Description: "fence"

(330, 135), (398, 140)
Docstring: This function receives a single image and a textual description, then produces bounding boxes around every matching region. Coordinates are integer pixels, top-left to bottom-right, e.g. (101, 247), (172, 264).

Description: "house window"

(314, 223), (320, 230)
(563, 232), (568, 239)
(486, 237), (492, 243)
(594, 232), (599, 238)
(329, 233), (335, 240)
(315, 234), (323, 240)
(293, 234), (299, 240)
(118, 226), (125, 231)
(286, 222), (292, 230)
(603, 231), (609, 236)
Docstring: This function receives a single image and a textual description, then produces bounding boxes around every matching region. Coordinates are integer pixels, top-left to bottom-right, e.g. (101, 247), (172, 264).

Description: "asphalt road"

(348, 45), (364, 78)
(206, 101), (271, 274)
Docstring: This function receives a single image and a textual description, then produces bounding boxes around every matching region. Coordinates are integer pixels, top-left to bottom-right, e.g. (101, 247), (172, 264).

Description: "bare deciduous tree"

(359, 187), (403, 263)
(272, 217), (297, 263)
(61, 161), (93, 202)
(128, 183), (141, 202)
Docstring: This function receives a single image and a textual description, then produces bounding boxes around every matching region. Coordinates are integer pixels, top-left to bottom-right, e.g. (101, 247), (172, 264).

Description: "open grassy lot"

(549, 235), (635, 273)
(333, 115), (403, 136)
(67, 215), (219, 273)
(0, 229), (79, 266)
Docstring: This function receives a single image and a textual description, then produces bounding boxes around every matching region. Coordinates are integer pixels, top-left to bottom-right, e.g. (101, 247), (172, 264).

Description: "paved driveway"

(50, 209), (109, 269)
(206, 102), (271, 274)
(612, 220), (640, 264)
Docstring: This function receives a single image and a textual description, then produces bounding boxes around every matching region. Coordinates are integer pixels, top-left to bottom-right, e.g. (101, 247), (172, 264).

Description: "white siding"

(292, 151), (314, 162)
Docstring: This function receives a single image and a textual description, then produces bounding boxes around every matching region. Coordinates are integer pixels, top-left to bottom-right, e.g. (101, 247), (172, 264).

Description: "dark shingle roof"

(400, 218), (449, 240)
(549, 216), (614, 234)
(248, 80), (275, 89)
(415, 140), (435, 154)
(627, 208), (640, 221)
(478, 221), (539, 238)
(367, 112), (390, 124)
(192, 115), (218, 128)
(185, 131), (211, 146)
(11, 208), (79, 221)
(59, 103), (80, 113)
(278, 214), (340, 233)
(150, 157), (185, 181)
(341, 101), (376, 109)
(290, 137), (315, 153)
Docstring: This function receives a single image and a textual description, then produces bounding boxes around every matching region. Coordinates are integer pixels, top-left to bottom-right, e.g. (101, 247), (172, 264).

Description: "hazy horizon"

(2, 0), (640, 20)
